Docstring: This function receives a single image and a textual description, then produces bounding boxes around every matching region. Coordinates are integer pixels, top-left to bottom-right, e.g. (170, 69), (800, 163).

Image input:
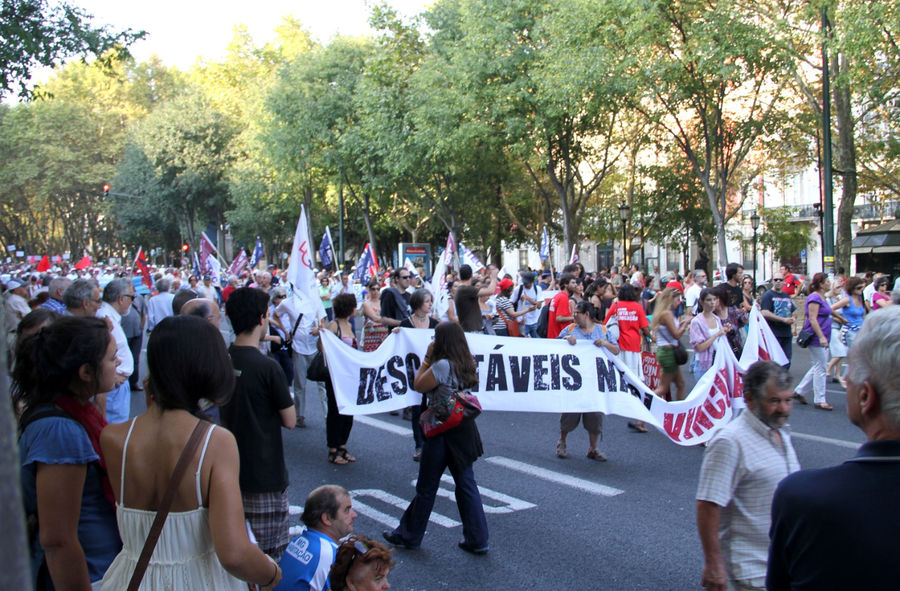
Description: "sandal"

(328, 449), (349, 465)
(627, 421), (649, 433)
(556, 440), (567, 458)
(814, 403), (834, 411)
(586, 449), (607, 462)
(338, 447), (356, 462)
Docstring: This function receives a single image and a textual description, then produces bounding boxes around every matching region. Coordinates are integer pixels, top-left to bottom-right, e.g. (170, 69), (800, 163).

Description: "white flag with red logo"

(286, 205), (317, 300)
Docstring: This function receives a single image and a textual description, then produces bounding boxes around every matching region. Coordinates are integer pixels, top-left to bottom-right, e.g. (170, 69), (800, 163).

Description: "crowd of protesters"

(4, 253), (899, 590)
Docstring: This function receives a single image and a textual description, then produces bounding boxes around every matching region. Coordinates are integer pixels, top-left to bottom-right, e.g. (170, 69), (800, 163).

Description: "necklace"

(413, 313), (428, 325)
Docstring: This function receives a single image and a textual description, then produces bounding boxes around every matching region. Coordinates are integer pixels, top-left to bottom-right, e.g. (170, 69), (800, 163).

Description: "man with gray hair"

(97, 278), (135, 423)
(145, 277), (174, 333)
(696, 361), (800, 591)
(39, 276), (71, 314)
(63, 278), (102, 317)
(767, 306), (900, 590)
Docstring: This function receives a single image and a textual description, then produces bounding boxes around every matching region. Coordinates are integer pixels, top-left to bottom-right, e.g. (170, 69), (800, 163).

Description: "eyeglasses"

(399, 275), (411, 280)
(772, 278), (784, 282)
(122, 294), (135, 300)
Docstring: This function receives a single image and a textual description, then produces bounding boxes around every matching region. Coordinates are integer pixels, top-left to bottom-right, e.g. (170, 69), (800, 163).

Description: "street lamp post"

(750, 212), (761, 290)
(618, 202), (632, 267)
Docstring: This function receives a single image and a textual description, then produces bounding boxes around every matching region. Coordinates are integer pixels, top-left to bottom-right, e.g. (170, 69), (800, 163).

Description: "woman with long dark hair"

(323, 293), (359, 465)
(99, 315), (282, 590)
(689, 288), (733, 376)
(383, 322), (489, 554)
(15, 316), (122, 589)
(400, 289), (440, 461)
(604, 282), (652, 432)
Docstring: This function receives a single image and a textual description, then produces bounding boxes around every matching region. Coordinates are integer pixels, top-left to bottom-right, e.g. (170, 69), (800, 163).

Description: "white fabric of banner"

(319, 313), (788, 445)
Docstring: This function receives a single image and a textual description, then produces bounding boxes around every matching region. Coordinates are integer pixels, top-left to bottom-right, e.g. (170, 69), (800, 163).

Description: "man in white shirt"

(696, 361), (800, 591)
(685, 269), (707, 314)
(513, 272), (543, 338)
(145, 278), (175, 333)
(96, 278), (135, 423)
(276, 292), (327, 428)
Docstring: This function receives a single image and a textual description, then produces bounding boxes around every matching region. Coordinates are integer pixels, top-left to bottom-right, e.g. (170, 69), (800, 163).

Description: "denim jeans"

(394, 436), (489, 548)
(522, 323), (539, 338)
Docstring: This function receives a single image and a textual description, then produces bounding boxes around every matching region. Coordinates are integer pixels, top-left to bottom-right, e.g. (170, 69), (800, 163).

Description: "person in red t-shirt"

(604, 283), (652, 432)
(547, 274), (577, 338)
(781, 264), (799, 297)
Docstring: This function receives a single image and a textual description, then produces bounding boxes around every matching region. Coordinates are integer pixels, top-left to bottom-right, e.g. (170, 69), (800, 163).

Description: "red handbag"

(420, 392), (482, 438)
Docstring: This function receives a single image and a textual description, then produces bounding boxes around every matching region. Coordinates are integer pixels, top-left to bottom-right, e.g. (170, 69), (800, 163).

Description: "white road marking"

(791, 431), (862, 449)
(354, 415), (413, 436)
(351, 488), (460, 528)
(433, 475), (537, 514)
(484, 456), (624, 497)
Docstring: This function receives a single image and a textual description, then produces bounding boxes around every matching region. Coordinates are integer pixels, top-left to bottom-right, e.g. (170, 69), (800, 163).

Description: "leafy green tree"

(1, 0), (144, 98)
(616, 0), (795, 267)
(127, 90), (238, 243)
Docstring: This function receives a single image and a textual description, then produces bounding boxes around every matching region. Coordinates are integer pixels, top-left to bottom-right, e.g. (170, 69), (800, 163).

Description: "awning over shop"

(851, 215), (900, 255)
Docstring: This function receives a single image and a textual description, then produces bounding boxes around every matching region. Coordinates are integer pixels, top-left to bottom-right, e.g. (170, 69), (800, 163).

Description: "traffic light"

(102, 184), (110, 197)
(181, 242), (190, 253)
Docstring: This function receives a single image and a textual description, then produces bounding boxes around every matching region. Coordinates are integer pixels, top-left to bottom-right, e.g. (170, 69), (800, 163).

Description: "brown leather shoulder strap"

(127, 419), (210, 591)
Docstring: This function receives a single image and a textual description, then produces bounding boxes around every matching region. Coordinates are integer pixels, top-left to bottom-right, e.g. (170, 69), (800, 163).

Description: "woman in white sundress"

(100, 315), (282, 590)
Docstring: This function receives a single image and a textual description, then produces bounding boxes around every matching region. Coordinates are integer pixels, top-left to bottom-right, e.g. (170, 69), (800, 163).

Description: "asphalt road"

(269, 346), (863, 591)
(125, 333), (862, 590)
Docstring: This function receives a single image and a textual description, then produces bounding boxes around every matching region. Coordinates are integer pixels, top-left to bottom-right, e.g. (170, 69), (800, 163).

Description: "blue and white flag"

(353, 243), (377, 282)
(319, 226), (335, 269)
(458, 242), (484, 271)
(249, 236), (264, 269)
(540, 227), (549, 261)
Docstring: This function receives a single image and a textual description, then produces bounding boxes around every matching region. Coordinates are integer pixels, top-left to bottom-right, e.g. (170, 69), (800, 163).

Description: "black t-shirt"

(400, 316), (439, 329)
(455, 285), (483, 333)
(220, 345), (293, 493)
(724, 282), (744, 309)
(760, 289), (796, 338)
(380, 287), (411, 321)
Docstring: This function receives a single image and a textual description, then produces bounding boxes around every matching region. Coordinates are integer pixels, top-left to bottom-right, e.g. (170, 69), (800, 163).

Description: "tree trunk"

(832, 54), (856, 274)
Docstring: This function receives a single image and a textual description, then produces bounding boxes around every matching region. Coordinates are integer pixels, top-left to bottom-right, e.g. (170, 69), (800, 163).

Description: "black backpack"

(536, 304), (550, 338)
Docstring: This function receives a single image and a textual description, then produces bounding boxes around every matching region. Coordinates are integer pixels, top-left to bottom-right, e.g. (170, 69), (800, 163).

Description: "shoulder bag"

(673, 342), (689, 365)
(796, 329), (815, 348)
(496, 306), (521, 337)
(420, 391), (482, 438)
(127, 420), (210, 591)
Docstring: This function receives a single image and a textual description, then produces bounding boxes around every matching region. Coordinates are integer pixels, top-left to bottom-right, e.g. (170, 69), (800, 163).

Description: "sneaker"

(296, 416), (306, 428)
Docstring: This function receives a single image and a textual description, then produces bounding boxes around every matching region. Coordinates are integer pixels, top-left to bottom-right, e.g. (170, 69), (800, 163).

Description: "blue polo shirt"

(275, 528), (338, 591)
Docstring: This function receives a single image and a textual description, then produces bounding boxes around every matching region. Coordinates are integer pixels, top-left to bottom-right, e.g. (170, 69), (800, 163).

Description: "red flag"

(74, 255), (91, 270)
(132, 247), (153, 289)
(35, 255), (50, 272)
(228, 249), (249, 276)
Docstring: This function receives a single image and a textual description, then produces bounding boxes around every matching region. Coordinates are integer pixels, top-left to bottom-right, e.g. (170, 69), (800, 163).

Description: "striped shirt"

(696, 409), (800, 583)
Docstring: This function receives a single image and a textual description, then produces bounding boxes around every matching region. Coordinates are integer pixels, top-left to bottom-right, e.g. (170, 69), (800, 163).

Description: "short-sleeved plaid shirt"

(696, 409), (800, 582)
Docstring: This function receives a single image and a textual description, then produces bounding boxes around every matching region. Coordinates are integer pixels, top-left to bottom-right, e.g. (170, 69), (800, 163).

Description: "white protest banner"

(740, 303), (789, 367)
(321, 325), (757, 445)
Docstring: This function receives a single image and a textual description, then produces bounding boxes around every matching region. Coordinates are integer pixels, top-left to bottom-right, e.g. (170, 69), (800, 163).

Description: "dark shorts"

(560, 412), (603, 435)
